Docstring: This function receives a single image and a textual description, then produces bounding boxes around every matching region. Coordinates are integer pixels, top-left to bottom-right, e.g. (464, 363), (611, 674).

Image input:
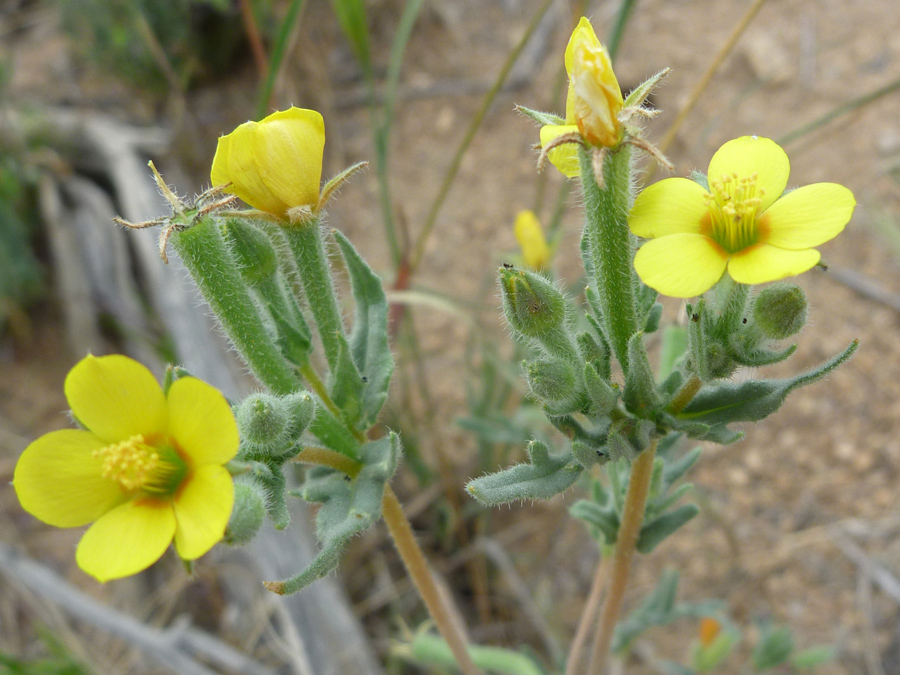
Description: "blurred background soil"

(2, 0), (900, 673)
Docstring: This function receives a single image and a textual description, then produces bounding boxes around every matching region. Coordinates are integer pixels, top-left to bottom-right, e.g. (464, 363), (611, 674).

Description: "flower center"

(704, 172), (765, 254)
(93, 434), (187, 495)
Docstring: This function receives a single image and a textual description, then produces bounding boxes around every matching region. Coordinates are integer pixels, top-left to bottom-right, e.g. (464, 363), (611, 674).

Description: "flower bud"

(224, 479), (267, 545)
(565, 17), (623, 148)
(514, 210), (551, 270)
(499, 267), (568, 341)
(211, 107), (325, 220)
(752, 283), (808, 339)
(525, 358), (578, 407)
(284, 391), (316, 438)
(236, 392), (290, 451)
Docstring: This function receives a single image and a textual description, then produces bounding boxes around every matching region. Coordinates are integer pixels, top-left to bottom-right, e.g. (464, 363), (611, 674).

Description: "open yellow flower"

(14, 355), (238, 582)
(540, 17), (623, 177)
(630, 136), (856, 298)
(514, 210), (551, 270)
(211, 107), (325, 219)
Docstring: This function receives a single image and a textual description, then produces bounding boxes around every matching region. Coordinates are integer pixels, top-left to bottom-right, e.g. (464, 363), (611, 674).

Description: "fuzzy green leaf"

(637, 504), (700, 554)
(466, 440), (582, 506)
(679, 340), (858, 425)
(332, 230), (394, 427)
(274, 434), (401, 595)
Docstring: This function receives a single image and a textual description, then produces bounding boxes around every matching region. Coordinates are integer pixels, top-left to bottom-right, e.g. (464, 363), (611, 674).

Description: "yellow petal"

(514, 210), (550, 270)
(226, 121), (292, 216)
(760, 183), (855, 249)
(539, 124), (581, 178)
(172, 464), (234, 560)
(65, 355), (167, 444)
(254, 107), (325, 211)
(210, 133), (233, 188)
(76, 498), (175, 582)
(727, 244), (820, 285)
(629, 178), (710, 238)
(708, 136), (789, 212)
(564, 17), (601, 76)
(166, 377), (239, 466)
(634, 234), (728, 298)
(14, 430), (129, 527)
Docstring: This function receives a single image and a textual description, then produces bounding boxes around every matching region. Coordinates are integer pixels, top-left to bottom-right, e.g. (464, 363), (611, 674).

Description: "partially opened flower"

(211, 107), (325, 220)
(540, 17), (623, 177)
(514, 210), (551, 270)
(629, 136), (856, 298)
(14, 355), (238, 582)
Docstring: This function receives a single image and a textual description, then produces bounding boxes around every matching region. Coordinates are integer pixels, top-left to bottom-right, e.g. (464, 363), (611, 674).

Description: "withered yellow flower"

(211, 107), (325, 219)
(541, 17), (623, 177)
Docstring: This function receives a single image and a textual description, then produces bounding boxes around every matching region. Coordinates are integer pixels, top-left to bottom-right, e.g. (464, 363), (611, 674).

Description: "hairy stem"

(382, 485), (482, 675)
(586, 438), (658, 675)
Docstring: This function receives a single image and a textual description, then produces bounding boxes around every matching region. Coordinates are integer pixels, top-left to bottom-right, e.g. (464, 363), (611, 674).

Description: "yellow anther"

(94, 435), (160, 491)
(705, 171), (764, 253)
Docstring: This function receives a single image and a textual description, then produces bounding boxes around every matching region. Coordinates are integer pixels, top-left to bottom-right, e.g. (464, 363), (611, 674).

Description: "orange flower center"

(704, 172), (765, 254)
(93, 434), (187, 495)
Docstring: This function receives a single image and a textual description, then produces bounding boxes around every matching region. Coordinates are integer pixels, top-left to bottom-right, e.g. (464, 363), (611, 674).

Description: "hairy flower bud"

(566, 18), (623, 148)
(752, 283), (808, 339)
(224, 479), (267, 545)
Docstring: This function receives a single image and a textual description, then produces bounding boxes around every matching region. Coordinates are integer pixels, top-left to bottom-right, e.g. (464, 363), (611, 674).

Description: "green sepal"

(679, 340), (858, 426)
(637, 504), (699, 554)
(623, 332), (660, 418)
(622, 68), (669, 109)
(332, 229), (394, 427)
(274, 433), (401, 595)
(466, 440), (582, 506)
(516, 104), (565, 127)
(584, 363), (618, 417)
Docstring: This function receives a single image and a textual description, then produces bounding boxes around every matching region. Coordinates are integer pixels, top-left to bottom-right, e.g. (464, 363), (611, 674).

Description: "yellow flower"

(13, 355), (238, 582)
(211, 107), (325, 219)
(540, 17), (623, 177)
(514, 210), (551, 270)
(629, 136), (856, 298)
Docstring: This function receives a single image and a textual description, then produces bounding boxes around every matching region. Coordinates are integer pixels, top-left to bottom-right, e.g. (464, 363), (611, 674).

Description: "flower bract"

(629, 136), (856, 298)
(541, 17), (623, 177)
(13, 355), (238, 582)
(514, 210), (551, 270)
(211, 107), (325, 220)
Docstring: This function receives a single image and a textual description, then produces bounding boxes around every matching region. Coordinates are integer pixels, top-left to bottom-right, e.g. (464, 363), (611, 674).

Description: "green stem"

(585, 438), (658, 675)
(283, 219), (347, 373)
(580, 145), (638, 373)
(170, 216), (301, 395)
